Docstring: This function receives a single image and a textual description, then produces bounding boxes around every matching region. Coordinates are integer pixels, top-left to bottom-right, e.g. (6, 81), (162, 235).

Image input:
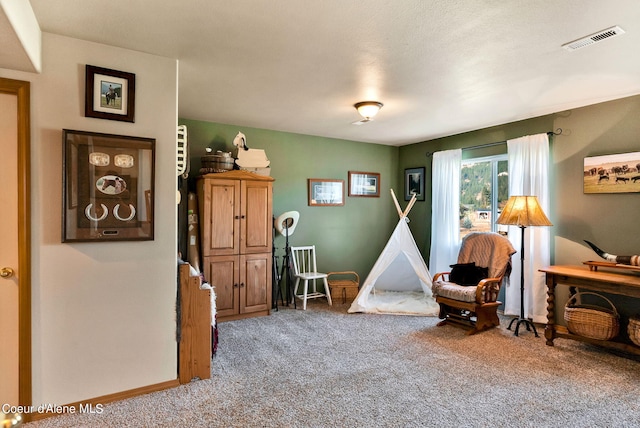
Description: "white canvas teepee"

(348, 190), (439, 316)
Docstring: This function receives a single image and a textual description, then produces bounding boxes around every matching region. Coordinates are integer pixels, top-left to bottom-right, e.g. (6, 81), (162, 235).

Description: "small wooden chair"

(291, 245), (332, 310)
(431, 232), (516, 335)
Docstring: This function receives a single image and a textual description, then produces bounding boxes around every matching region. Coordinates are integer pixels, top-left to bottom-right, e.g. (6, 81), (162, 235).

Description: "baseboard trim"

(27, 378), (180, 422)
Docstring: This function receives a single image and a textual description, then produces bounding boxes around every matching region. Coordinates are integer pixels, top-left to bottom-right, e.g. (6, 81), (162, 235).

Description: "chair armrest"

(327, 271), (360, 287)
(475, 276), (503, 303)
(432, 272), (451, 282)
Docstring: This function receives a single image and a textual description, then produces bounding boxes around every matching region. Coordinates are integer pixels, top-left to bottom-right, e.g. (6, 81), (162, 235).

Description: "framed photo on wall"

(404, 167), (425, 201)
(308, 179), (345, 206)
(584, 151), (640, 194)
(62, 129), (155, 242)
(85, 65), (136, 122)
(348, 171), (380, 197)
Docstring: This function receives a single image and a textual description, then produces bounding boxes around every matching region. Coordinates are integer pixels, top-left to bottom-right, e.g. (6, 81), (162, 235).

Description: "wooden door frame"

(0, 77), (32, 409)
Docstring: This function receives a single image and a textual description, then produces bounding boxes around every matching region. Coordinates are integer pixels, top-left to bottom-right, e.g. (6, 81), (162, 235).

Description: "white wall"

(0, 32), (178, 405)
(0, 0), (41, 72)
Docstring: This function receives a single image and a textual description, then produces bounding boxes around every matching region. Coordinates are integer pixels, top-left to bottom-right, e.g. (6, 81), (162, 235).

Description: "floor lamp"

(496, 195), (552, 337)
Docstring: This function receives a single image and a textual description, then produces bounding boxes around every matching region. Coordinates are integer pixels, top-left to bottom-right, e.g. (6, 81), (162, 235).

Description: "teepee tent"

(348, 190), (439, 316)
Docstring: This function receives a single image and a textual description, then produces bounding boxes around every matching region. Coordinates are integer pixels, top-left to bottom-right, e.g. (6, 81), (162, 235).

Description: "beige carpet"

(27, 301), (640, 427)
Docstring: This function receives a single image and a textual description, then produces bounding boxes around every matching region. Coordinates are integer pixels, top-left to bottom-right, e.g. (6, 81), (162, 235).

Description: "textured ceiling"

(23, 0), (640, 145)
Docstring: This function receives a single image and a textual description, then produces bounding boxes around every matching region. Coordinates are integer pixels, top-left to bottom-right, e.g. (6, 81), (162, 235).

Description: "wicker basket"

(564, 292), (619, 341)
(628, 317), (640, 347)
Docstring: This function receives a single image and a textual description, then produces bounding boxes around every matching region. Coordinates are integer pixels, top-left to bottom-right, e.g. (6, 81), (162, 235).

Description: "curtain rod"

(425, 128), (563, 157)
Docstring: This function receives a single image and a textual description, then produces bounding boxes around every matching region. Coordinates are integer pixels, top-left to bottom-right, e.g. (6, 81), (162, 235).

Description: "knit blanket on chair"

(457, 232), (516, 279)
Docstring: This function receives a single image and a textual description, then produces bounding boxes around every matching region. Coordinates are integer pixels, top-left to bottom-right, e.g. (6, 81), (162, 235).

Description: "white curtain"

(429, 149), (462, 275)
(505, 134), (551, 324)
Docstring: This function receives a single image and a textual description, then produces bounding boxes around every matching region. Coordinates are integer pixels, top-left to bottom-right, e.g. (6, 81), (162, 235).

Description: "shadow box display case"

(62, 129), (155, 242)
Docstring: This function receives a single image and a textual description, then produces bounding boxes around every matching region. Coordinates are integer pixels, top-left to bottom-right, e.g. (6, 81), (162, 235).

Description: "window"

(459, 155), (508, 239)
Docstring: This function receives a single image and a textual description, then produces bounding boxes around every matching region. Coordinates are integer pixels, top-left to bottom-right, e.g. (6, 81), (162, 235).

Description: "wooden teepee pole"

(390, 189), (417, 218)
(390, 189), (403, 217)
(403, 193), (417, 217)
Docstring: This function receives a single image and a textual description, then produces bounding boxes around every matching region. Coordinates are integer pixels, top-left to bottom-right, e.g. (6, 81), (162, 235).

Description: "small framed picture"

(85, 65), (136, 122)
(348, 171), (380, 197)
(308, 179), (345, 206)
(62, 129), (155, 242)
(404, 167), (425, 201)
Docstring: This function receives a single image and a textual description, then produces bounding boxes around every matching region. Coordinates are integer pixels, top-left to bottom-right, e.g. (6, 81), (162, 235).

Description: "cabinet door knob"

(240, 282), (245, 288)
(234, 283), (239, 288)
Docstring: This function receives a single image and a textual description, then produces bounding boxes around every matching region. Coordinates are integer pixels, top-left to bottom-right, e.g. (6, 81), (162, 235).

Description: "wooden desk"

(540, 265), (640, 356)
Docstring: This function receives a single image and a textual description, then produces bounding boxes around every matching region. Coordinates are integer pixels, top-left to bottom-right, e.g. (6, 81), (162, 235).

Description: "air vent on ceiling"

(562, 26), (625, 51)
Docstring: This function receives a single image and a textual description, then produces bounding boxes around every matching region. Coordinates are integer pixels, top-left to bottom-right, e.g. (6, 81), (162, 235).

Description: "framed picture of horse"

(583, 151), (640, 194)
(62, 129), (155, 242)
(85, 65), (136, 122)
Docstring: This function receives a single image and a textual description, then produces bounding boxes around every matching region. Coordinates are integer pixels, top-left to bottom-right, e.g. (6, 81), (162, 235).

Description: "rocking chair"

(431, 232), (516, 335)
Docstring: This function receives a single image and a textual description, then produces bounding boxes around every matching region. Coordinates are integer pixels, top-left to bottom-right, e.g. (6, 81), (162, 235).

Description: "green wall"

(552, 95), (640, 257)
(179, 119), (400, 281)
(182, 93), (640, 320)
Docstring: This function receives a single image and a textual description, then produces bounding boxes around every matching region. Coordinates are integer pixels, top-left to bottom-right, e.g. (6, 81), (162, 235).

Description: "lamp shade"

(354, 101), (383, 119)
(495, 195), (552, 227)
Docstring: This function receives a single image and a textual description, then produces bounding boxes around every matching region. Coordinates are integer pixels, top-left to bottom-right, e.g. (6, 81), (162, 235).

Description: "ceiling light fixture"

(354, 101), (383, 120)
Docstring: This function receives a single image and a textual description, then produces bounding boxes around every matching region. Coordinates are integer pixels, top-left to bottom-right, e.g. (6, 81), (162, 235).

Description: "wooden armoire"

(197, 170), (274, 322)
